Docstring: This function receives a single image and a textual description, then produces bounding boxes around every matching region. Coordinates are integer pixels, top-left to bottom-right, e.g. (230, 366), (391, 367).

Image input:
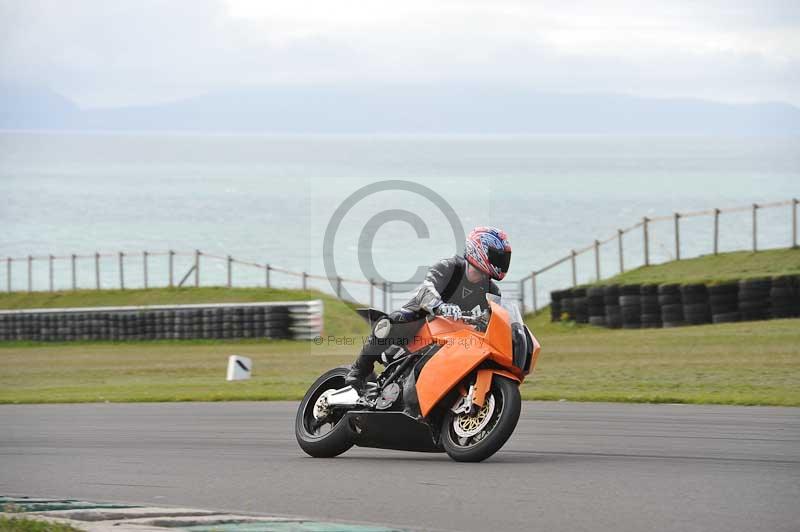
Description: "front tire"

(441, 376), (521, 462)
(295, 366), (354, 458)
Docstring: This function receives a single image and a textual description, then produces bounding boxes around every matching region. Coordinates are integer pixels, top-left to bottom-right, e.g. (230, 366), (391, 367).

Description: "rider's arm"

(401, 258), (457, 315)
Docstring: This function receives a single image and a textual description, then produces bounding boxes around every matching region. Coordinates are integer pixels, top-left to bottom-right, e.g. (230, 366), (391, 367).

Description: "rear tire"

(295, 367), (354, 458)
(441, 376), (521, 463)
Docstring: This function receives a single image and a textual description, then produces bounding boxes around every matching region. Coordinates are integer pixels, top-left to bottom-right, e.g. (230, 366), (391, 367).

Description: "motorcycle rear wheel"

(441, 376), (521, 462)
(295, 366), (354, 458)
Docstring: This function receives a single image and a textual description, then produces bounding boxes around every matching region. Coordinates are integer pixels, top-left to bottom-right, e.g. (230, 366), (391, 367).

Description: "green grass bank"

(591, 247), (800, 286)
(0, 248), (798, 406)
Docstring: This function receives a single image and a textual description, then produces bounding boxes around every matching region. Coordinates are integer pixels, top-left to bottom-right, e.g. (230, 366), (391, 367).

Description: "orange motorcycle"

(295, 295), (541, 462)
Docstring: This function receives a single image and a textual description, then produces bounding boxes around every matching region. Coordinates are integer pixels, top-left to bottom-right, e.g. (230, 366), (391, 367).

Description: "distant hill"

(0, 84), (80, 129)
(2, 83), (800, 135)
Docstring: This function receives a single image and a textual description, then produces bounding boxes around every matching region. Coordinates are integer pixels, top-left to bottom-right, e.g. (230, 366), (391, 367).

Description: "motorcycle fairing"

(415, 332), (490, 417)
(415, 300), (531, 417)
(473, 368), (521, 407)
(344, 410), (443, 453)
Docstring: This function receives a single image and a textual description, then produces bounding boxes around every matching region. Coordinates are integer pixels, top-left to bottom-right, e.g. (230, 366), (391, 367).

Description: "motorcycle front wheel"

(295, 366), (354, 458)
(441, 376), (521, 462)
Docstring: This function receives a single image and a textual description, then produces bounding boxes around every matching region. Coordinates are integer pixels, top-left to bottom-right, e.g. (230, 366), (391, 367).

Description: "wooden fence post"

(617, 229), (624, 273)
(227, 255), (232, 288)
(594, 240), (601, 281)
(382, 281), (388, 312)
(143, 251), (149, 289)
(674, 213), (681, 260)
(713, 208), (720, 255)
(95, 252), (100, 289)
(336, 276), (342, 299)
(6, 258), (10, 292)
(265, 264), (271, 288)
(168, 250), (175, 287)
(752, 203), (759, 252)
(570, 249), (577, 287)
(369, 278), (375, 307)
(643, 217), (650, 266)
(519, 279), (526, 314)
(302, 272), (308, 290)
(793, 198), (798, 248)
(27, 255), (32, 292)
(194, 250), (200, 287)
(531, 272), (538, 313)
(48, 255), (54, 292)
(71, 254), (76, 290)
(118, 252), (125, 290)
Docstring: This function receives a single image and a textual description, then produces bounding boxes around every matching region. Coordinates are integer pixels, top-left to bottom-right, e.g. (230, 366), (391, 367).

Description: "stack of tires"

(770, 275), (799, 319)
(658, 284), (684, 328)
(587, 287), (606, 327)
(640, 284), (662, 328)
(572, 287), (589, 324)
(709, 282), (739, 324)
(619, 284), (641, 329)
(738, 278), (771, 321)
(548, 275), (800, 329)
(681, 284), (711, 325)
(603, 285), (622, 328)
(560, 289), (575, 321)
(550, 289), (566, 322)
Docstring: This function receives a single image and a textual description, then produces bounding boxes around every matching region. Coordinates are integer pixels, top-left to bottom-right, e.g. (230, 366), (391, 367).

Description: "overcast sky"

(1, 0), (799, 108)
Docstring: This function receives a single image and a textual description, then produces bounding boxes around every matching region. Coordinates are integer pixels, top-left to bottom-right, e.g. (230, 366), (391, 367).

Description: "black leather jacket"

(400, 255), (501, 317)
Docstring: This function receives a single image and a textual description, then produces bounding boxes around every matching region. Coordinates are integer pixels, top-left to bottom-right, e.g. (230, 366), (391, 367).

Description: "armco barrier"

(0, 300), (323, 342)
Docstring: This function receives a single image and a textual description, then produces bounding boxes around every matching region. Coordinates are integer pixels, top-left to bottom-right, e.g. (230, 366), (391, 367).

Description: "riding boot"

(345, 353), (375, 391)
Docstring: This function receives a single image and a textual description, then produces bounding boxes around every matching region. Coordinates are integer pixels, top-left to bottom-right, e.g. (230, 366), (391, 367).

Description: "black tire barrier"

(617, 284), (641, 329)
(0, 300), (323, 342)
(605, 304), (622, 329)
(586, 286), (605, 326)
(680, 284), (710, 325)
(560, 289), (575, 321)
(641, 283), (662, 329)
(603, 285), (620, 306)
(708, 281), (739, 323)
(588, 316), (607, 327)
(546, 275), (798, 331)
(770, 275), (799, 318)
(550, 289), (569, 322)
(572, 288), (589, 324)
(738, 278), (771, 322)
(712, 312), (740, 324)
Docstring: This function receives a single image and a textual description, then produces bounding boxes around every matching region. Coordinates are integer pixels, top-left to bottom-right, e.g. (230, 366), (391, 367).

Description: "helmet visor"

(488, 248), (511, 273)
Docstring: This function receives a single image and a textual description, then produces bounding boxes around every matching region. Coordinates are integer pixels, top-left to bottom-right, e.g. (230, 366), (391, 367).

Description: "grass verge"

(1, 316), (798, 406)
(0, 516), (82, 532)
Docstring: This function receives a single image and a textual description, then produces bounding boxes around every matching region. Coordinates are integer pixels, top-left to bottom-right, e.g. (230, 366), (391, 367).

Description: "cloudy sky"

(1, 0), (798, 108)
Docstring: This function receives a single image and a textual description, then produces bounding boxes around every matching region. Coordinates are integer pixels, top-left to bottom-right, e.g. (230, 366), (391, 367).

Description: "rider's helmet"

(464, 226), (512, 281)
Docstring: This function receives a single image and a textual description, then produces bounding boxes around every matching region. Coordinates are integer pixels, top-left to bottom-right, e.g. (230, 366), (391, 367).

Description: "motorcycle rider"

(345, 226), (512, 391)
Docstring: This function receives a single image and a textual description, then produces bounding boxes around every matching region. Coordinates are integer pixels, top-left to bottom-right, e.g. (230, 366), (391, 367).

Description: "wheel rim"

(449, 391), (505, 448)
(301, 375), (346, 439)
(453, 394), (496, 438)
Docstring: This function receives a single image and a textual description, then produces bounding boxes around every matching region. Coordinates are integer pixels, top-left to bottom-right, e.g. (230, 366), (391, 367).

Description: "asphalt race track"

(2, 402), (799, 532)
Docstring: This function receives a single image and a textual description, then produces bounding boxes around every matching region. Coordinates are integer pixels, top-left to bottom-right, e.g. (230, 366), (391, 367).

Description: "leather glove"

(435, 303), (463, 320)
